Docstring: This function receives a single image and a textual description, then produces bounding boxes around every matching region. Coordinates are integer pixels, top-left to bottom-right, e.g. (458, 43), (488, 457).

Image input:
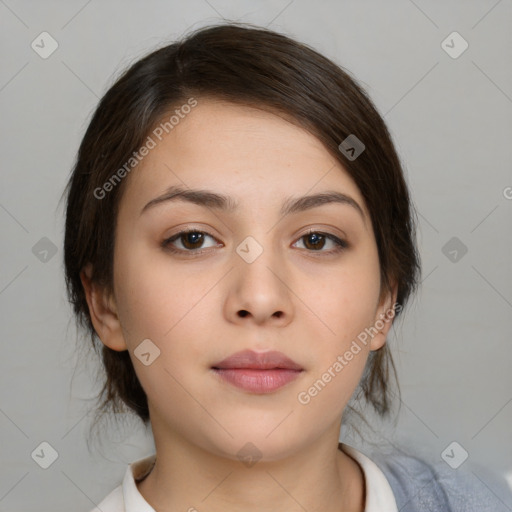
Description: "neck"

(136, 434), (365, 512)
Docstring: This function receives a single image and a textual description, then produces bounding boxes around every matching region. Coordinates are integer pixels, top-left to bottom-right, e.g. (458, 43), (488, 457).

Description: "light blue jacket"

(370, 447), (512, 511)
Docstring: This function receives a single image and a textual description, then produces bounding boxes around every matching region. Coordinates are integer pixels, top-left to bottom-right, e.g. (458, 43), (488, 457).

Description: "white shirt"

(89, 442), (398, 512)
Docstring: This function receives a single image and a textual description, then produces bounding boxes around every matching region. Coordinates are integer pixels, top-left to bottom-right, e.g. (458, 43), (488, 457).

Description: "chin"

(202, 426), (308, 464)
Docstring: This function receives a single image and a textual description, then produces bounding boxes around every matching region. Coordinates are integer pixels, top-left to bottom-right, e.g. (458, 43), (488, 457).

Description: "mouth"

(211, 349), (304, 394)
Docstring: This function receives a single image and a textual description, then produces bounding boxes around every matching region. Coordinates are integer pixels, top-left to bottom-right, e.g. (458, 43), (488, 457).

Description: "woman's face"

(92, 98), (396, 461)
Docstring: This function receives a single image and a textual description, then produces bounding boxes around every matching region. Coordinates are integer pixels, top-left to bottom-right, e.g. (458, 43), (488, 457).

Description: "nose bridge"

(235, 231), (283, 287)
(227, 231), (293, 324)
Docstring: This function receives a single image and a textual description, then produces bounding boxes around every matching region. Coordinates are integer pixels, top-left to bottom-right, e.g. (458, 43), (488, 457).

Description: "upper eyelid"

(167, 227), (344, 239)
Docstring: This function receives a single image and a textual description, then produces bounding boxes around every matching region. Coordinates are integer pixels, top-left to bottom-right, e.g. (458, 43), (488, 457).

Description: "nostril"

(238, 310), (249, 317)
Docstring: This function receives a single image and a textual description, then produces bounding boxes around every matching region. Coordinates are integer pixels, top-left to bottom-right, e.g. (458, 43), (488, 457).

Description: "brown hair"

(61, 22), (421, 440)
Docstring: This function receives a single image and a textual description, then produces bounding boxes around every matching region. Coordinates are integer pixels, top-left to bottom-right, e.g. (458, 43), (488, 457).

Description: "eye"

(161, 229), (349, 256)
(292, 230), (348, 254)
(162, 230), (220, 254)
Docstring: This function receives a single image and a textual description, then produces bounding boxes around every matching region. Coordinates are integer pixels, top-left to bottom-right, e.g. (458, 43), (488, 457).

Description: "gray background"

(1, 0), (511, 510)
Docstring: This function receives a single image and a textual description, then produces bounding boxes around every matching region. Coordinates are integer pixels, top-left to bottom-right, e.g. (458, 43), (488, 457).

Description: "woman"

(63, 22), (498, 512)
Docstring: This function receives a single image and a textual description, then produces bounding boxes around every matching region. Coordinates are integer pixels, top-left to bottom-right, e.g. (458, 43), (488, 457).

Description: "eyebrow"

(139, 185), (366, 224)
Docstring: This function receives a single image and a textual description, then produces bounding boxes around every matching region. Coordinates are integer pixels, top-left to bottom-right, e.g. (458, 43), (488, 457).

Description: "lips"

(211, 349), (303, 393)
(212, 349), (303, 371)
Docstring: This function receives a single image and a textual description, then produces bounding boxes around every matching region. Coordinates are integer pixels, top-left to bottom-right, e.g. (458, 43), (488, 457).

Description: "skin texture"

(81, 99), (397, 512)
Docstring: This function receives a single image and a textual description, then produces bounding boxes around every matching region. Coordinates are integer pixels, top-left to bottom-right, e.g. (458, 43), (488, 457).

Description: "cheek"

(295, 273), (378, 419)
(295, 358), (366, 436)
(297, 254), (380, 413)
(310, 259), (381, 348)
(113, 243), (211, 342)
(112, 252), (215, 404)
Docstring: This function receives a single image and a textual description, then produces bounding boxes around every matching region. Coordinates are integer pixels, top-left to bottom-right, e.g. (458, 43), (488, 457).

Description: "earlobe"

(80, 263), (128, 352)
(370, 282), (398, 351)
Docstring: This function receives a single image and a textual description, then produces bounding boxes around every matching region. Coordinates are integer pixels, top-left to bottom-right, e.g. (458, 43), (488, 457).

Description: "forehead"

(119, 99), (369, 220)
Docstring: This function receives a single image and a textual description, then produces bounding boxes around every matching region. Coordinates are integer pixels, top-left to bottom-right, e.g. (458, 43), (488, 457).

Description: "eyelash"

(161, 228), (349, 257)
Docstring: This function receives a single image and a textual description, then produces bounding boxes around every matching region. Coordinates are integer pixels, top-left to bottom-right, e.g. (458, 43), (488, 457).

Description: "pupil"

(307, 233), (324, 250)
(184, 232), (203, 248)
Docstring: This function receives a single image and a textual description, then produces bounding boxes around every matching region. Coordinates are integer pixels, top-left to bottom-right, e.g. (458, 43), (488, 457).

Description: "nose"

(223, 242), (294, 327)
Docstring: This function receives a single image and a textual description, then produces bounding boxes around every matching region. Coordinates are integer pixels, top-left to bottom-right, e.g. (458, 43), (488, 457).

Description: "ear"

(369, 281), (399, 352)
(79, 263), (128, 351)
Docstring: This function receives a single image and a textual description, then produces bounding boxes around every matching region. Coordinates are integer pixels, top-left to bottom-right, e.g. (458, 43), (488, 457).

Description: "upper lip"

(212, 349), (303, 371)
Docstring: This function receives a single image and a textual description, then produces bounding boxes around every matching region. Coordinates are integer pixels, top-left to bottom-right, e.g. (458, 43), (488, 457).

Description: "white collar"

(340, 443), (398, 512)
(119, 443), (398, 512)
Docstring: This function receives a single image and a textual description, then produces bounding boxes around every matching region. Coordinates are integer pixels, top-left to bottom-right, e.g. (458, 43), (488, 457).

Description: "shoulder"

(88, 484), (124, 512)
(86, 453), (155, 512)
(370, 446), (511, 512)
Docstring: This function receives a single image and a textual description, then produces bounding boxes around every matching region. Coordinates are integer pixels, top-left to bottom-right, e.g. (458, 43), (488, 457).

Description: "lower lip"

(212, 368), (303, 393)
